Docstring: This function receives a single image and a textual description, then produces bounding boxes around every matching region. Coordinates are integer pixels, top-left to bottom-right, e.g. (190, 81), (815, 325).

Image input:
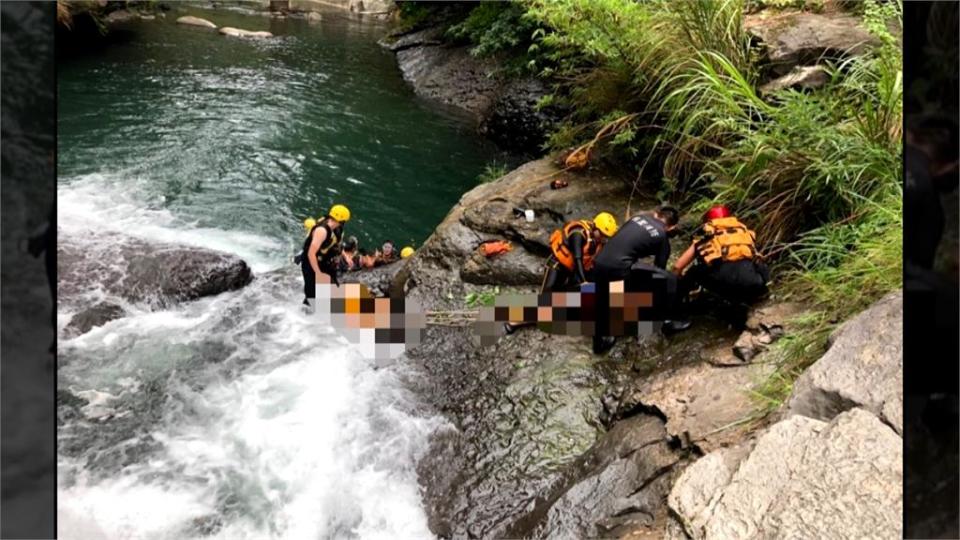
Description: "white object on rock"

(524, 209), (535, 222)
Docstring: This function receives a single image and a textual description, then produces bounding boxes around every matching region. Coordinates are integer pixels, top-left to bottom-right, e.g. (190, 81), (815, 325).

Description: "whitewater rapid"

(56, 177), (445, 539)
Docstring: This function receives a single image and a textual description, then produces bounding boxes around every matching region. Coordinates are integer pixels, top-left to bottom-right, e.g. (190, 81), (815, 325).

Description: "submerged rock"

(668, 408), (902, 539)
(788, 290), (903, 433)
(176, 15), (217, 29)
(58, 230), (253, 310)
(384, 29), (557, 152)
(219, 27), (273, 38)
(64, 302), (127, 337)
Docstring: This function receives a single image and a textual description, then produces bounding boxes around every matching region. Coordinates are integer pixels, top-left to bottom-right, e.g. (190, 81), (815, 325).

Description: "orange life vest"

(694, 217), (758, 265)
(550, 220), (600, 271)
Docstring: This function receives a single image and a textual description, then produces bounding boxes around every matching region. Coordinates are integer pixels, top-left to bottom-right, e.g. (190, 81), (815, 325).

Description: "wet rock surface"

(383, 29), (558, 152)
(399, 158), (789, 538)
(64, 302), (127, 337)
(58, 230), (253, 311)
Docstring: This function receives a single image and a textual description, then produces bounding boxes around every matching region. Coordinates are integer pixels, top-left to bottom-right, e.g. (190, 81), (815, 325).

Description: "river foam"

(57, 177), (444, 539)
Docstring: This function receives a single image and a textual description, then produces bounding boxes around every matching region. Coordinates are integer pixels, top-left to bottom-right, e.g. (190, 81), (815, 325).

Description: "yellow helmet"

(593, 212), (618, 237)
(303, 217), (317, 232)
(401, 246), (415, 258)
(328, 204), (351, 223)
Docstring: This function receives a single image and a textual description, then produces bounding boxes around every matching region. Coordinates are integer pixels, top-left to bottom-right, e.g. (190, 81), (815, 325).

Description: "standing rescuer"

(504, 212), (619, 334)
(299, 204), (350, 306)
(673, 204), (769, 327)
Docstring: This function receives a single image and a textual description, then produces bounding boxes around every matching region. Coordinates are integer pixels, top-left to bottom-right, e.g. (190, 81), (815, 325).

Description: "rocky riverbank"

(378, 5), (904, 538)
(370, 153), (902, 538)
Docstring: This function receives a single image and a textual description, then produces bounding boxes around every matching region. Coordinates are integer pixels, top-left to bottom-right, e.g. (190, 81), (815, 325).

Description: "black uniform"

(592, 215), (671, 279)
(300, 223), (342, 301)
(592, 215), (675, 350)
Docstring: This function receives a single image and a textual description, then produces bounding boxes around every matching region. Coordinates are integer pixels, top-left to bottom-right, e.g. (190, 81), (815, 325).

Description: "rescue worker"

(338, 235), (360, 273)
(504, 212), (619, 334)
(592, 206), (683, 353)
(300, 204), (350, 306)
(673, 205), (769, 328)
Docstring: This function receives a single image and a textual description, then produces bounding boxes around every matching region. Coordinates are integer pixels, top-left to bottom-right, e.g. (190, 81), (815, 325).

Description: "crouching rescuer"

(673, 205), (769, 327)
(504, 212), (619, 334)
(298, 204), (351, 307)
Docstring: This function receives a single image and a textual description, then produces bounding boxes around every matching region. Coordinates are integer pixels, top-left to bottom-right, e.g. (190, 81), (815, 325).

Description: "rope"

(425, 310), (480, 327)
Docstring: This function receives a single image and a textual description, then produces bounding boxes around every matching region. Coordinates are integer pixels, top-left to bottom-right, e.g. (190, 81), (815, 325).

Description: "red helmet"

(702, 204), (732, 223)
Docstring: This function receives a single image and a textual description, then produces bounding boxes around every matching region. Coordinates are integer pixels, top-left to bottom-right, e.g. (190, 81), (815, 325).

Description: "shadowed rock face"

(745, 11), (880, 77)
(58, 230), (253, 314)
(382, 28), (559, 154)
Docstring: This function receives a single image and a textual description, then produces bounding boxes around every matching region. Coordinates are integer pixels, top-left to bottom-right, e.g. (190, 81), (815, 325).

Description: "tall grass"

(523, 0), (903, 413)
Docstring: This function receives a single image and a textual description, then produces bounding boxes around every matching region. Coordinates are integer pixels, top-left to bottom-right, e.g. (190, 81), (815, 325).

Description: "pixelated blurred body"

(308, 282), (426, 365)
(474, 271), (674, 347)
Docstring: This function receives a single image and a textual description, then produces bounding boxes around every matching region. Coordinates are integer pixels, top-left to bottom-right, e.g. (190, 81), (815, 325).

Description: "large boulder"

(176, 15), (217, 29)
(788, 290), (903, 433)
(383, 30), (557, 152)
(58, 231), (253, 310)
(218, 27), (273, 38)
(744, 11), (880, 77)
(668, 408), (902, 539)
(388, 27), (503, 123)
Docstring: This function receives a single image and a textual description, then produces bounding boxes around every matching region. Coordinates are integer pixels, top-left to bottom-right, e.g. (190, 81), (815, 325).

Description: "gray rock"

(58, 231), (253, 309)
(105, 10), (136, 24)
(394, 39), (502, 122)
(218, 27), (273, 38)
(503, 413), (683, 539)
(176, 15), (217, 29)
(460, 245), (544, 286)
(727, 302), (802, 364)
(759, 65), (830, 95)
(745, 12), (880, 76)
(788, 290), (903, 433)
(64, 302), (126, 336)
(669, 408), (902, 539)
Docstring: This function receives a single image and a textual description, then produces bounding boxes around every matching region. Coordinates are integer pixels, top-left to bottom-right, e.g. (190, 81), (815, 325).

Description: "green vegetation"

(398, 0), (903, 417)
(465, 287), (500, 308)
(477, 161), (510, 184)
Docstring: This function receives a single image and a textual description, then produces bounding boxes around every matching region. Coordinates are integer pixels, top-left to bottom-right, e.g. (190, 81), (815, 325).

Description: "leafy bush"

(477, 161), (510, 184)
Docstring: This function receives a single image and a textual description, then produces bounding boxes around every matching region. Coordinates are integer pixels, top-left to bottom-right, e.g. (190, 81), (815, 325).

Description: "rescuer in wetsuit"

(299, 204), (350, 306)
(503, 212), (619, 335)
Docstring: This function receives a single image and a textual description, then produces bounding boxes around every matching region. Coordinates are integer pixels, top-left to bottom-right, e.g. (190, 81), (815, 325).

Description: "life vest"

(301, 223), (342, 267)
(694, 217), (758, 265)
(550, 220), (600, 271)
